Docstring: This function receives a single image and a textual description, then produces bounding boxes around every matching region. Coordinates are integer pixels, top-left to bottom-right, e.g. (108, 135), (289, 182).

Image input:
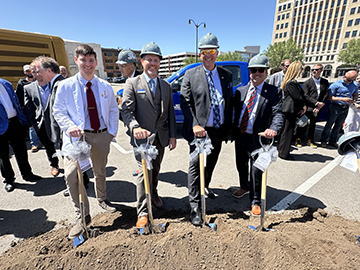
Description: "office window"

(279, 6), (282, 11)
(304, 38), (306, 43)
(334, 44), (338, 49)
(331, 55), (334, 60)
(305, 28), (308, 33)
(307, 47), (310, 52)
(335, 12), (338, 18)
(283, 4), (286, 9)
(286, 12), (290, 18)
(288, 3), (291, 8)
(325, 3), (328, 9)
(305, 57), (308, 62)
(321, 25), (324, 31)
(309, 56), (312, 61)
(352, 30), (358, 37)
(312, 46), (315, 52)
(285, 22), (289, 28)
(327, 55), (330, 60)
(314, 36), (317, 41)
(275, 34), (278, 39)
(327, 24), (330, 30)
(294, 11), (297, 16)
(304, 8), (307, 14)
(280, 33), (283, 38)
(348, 19), (353, 26)
(307, 18), (310, 23)
(296, 1), (298, 6)
(323, 45), (326, 50)
(298, 38), (301, 43)
(320, 56), (323, 61)
(337, 0), (341, 5)
(323, 14), (327, 20)
(318, 46), (321, 51)
(331, 1), (334, 8)
(355, 19), (360, 25)
(344, 0), (347, 4)
(320, 4), (323, 10)
(328, 45), (332, 50)
(115, 66), (119, 70)
(325, 35), (328, 40)
(309, 7), (312, 13)
(106, 66), (113, 70)
(329, 13), (333, 18)
(105, 59), (113, 63)
(276, 24), (279, 30)
(345, 31), (350, 38)
(278, 15), (280, 21)
(353, 0), (358, 2)
(331, 34), (334, 39)
(284, 32), (287, 37)
(338, 21), (342, 27)
(282, 14), (285, 19)
(332, 23), (336, 29)
(301, 29), (304, 34)
(350, 7), (356, 14)
(316, 56), (319, 61)
(281, 23), (284, 29)
(341, 10), (345, 16)
(358, 6), (360, 13)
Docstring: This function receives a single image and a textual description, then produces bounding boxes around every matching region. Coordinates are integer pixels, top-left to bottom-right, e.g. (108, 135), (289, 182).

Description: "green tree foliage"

(263, 38), (305, 69)
(182, 51), (245, 67)
(338, 38), (360, 70)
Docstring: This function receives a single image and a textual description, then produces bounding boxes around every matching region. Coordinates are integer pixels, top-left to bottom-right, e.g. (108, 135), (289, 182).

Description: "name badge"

(137, 89), (146, 94)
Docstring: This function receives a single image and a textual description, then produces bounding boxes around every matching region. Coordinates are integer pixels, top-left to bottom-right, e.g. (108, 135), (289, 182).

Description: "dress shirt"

(204, 66), (224, 127)
(78, 74), (106, 130)
(329, 78), (358, 106)
(50, 74), (61, 90)
(0, 82), (17, 118)
(238, 81), (264, 134)
(267, 71), (284, 89)
(312, 76), (321, 98)
(39, 83), (50, 110)
(130, 69), (136, 78)
(143, 73), (157, 93)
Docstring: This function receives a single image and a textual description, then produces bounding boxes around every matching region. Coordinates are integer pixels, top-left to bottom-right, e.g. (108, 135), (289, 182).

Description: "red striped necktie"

(239, 86), (256, 133)
(86, 81), (100, 131)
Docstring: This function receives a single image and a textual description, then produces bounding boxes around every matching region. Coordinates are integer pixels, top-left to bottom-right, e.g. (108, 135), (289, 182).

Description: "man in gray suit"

(121, 42), (176, 229)
(180, 33), (233, 226)
(24, 58), (63, 177)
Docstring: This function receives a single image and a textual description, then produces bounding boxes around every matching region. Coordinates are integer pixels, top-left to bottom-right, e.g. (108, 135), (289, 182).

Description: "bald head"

(344, 70), (358, 84)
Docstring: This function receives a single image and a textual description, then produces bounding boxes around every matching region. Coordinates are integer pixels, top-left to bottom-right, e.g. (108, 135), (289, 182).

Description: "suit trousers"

(35, 123), (59, 168)
(64, 131), (112, 218)
(235, 132), (263, 206)
(278, 112), (297, 159)
(187, 125), (224, 210)
(0, 118), (32, 183)
(295, 111), (319, 141)
(134, 135), (164, 216)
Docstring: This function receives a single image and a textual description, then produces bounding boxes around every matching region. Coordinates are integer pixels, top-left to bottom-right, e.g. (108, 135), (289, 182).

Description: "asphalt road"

(1, 121), (359, 255)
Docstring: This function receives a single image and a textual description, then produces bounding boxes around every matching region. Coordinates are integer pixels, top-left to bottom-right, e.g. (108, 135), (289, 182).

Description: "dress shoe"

(152, 196), (163, 208)
(68, 215), (91, 239)
(31, 145), (39, 153)
(23, 174), (42, 182)
(205, 187), (216, 199)
(98, 200), (117, 213)
(136, 215), (148, 228)
(232, 188), (249, 198)
(5, 182), (15, 192)
(63, 189), (70, 197)
(328, 142), (338, 148)
(251, 205), (261, 216)
(321, 142), (327, 148)
(51, 167), (60, 177)
(190, 208), (202, 226)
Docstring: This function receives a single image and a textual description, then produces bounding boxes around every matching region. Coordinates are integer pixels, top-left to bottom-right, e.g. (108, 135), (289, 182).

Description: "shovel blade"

(73, 234), (85, 247)
(207, 222), (217, 231)
(248, 225), (274, 232)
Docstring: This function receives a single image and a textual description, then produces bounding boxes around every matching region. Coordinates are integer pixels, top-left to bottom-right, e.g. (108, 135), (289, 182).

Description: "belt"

(84, 128), (107, 133)
(331, 103), (349, 109)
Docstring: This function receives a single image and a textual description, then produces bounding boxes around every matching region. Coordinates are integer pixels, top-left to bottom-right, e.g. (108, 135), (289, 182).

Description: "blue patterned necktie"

(207, 71), (221, 129)
(149, 79), (156, 95)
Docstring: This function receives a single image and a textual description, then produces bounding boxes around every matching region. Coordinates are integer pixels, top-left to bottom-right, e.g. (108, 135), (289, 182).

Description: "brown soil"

(1, 207), (360, 270)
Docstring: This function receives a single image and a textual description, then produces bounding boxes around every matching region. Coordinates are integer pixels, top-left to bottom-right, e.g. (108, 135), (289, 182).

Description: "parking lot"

(1, 121), (360, 255)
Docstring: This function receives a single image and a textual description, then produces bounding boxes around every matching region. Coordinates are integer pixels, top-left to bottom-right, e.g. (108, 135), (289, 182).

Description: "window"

(337, 0), (341, 5)
(304, 8), (307, 14)
(282, 14), (285, 19)
(355, 19), (360, 25)
(106, 66), (113, 70)
(309, 37), (312, 42)
(331, 1), (334, 8)
(335, 12), (338, 18)
(286, 13), (290, 18)
(348, 19), (353, 26)
(327, 24), (330, 30)
(320, 4), (323, 10)
(296, 1), (298, 6)
(345, 31), (350, 38)
(298, 38), (301, 43)
(329, 13), (333, 18)
(105, 59), (113, 63)
(341, 10), (345, 16)
(275, 34), (278, 39)
(350, 7), (356, 14)
(321, 25), (324, 31)
(277, 15), (280, 21)
(115, 66), (119, 70)
(283, 4), (286, 9)
(314, 5), (317, 12)
(280, 33), (283, 38)
(323, 45), (326, 50)
(288, 3), (291, 8)
(307, 47), (310, 52)
(276, 25), (279, 30)
(325, 35), (328, 40)
(309, 56), (312, 61)
(358, 7), (360, 13)
(334, 44), (338, 49)
(305, 28), (308, 33)
(278, 6), (282, 11)
(328, 45), (332, 50)
(314, 36), (317, 41)
(332, 23), (337, 29)
(318, 46), (321, 51)
(304, 38), (306, 43)
(327, 55), (330, 60)
(281, 24), (284, 29)
(352, 30), (358, 37)
(305, 57), (308, 61)
(336, 33), (340, 39)
(325, 3), (328, 9)
(309, 7), (312, 13)
(294, 11), (297, 16)
(285, 22), (289, 28)
(104, 52), (112, 56)
(307, 18), (310, 23)
(353, 0), (358, 2)
(284, 32), (287, 37)
(331, 34), (334, 39)
(301, 29), (303, 34)
(320, 56), (323, 61)
(316, 56), (319, 61)
(331, 55), (334, 60)
(338, 21), (342, 27)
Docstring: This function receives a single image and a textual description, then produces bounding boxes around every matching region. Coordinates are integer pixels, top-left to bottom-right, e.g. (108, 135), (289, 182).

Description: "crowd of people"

(0, 33), (359, 239)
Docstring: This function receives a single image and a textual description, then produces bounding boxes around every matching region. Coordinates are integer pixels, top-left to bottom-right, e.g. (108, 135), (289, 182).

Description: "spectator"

(265, 59), (291, 89)
(343, 74), (360, 133)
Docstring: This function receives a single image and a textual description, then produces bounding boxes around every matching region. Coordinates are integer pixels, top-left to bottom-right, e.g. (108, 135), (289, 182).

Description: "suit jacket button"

(154, 111), (157, 114)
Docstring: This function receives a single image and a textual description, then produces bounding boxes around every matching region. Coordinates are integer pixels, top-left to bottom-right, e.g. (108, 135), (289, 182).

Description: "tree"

(338, 38), (360, 71)
(263, 38), (305, 69)
(216, 51), (245, 62)
(183, 56), (198, 66)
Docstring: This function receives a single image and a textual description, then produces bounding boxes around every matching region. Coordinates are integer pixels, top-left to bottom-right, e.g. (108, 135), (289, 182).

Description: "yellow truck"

(0, 28), (70, 88)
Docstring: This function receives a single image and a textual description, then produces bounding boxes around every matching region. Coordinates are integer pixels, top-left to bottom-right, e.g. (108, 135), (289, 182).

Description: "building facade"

(272, 0), (360, 82)
(159, 52), (196, 78)
(101, 48), (142, 78)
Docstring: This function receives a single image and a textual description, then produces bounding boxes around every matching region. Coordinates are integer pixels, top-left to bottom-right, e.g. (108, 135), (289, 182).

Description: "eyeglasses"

(283, 65), (290, 68)
(249, 68), (266, 74)
(311, 68), (321, 72)
(200, 49), (216, 55)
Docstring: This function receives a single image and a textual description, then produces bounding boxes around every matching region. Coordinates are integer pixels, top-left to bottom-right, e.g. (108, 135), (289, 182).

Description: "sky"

(1, 0), (277, 56)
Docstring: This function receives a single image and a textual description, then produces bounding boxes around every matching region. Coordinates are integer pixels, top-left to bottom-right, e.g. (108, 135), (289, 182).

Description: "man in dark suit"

(116, 49), (142, 83)
(232, 55), (283, 216)
(295, 64), (329, 148)
(180, 33), (233, 226)
(121, 42), (176, 229)
(24, 58), (63, 177)
(0, 79), (41, 192)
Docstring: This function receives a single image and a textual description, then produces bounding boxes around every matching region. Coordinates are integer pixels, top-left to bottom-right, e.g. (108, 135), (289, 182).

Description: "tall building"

(159, 52), (196, 78)
(272, 0), (359, 82)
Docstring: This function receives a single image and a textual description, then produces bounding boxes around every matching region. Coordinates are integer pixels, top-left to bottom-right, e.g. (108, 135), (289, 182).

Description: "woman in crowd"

(278, 61), (306, 160)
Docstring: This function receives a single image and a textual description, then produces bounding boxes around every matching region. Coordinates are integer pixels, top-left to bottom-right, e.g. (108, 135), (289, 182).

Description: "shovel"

(338, 132), (360, 173)
(249, 133), (274, 232)
(197, 137), (217, 231)
(135, 138), (165, 235)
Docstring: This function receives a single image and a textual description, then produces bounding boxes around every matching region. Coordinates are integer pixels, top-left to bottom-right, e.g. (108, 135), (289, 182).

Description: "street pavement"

(1, 121), (360, 255)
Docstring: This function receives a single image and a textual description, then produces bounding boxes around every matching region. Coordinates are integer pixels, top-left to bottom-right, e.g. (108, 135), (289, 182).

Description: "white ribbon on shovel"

(251, 137), (278, 172)
(189, 135), (213, 166)
(134, 138), (158, 170)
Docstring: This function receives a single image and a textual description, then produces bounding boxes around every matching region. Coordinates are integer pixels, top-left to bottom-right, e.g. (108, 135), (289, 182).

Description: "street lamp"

(188, 19), (206, 63)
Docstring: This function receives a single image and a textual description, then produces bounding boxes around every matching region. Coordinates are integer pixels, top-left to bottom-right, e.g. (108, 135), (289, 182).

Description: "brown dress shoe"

(152, 196), (163, 208)
(51, 167), (60, 177)
(136, 215), (148, 228)
(232, 188), (249, 198)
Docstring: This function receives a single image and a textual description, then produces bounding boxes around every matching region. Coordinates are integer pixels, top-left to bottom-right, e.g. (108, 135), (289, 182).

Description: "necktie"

(149, 79), (156, 95)
(207, 71), (221, 129)
(86, 81), (100, 131)
(239, 86), (256, 133)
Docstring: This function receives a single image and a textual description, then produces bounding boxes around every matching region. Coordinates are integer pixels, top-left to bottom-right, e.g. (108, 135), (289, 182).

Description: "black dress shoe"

(190, 208), (202, 226)
(205, 187), (216, 199)
(5, 182), (15, 192)
(23, 174), (42, 182)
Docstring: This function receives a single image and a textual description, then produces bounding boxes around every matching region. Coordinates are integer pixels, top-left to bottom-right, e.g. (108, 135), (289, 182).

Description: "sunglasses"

(200, 49), (216, 55)
(311, 68), (321, 72)
(249, 68), (266, 73)
(283, 65), (290, 68)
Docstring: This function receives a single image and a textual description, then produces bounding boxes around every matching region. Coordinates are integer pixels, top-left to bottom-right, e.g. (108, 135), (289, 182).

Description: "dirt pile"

(1, 207), (360, 270)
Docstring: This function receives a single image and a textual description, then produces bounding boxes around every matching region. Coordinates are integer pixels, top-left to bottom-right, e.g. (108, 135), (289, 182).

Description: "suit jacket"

(24, 75), (64, 143)
(232, 81), (284, 141)
(282, 80), (306, 114)
(0, 79), (28, 135)
(302, 76), (329, 112)
(53, 73), (119, 150)
(121, 74), (176, 147)
(180, 65), (233, 142)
